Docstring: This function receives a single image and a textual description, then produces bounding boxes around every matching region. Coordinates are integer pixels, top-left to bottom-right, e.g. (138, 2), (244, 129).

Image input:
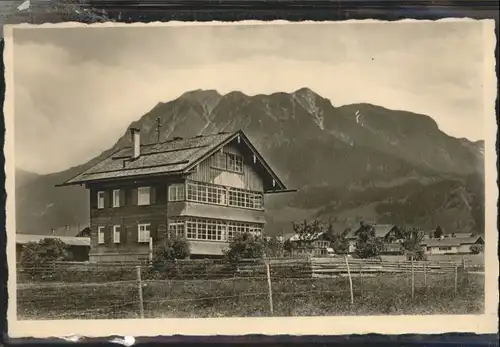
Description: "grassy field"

(17, 271), (484, 320)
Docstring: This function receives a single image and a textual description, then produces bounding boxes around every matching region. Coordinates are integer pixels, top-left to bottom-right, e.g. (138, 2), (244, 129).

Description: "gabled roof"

(59, 130), (288, 192)
(421, 235), (483, 247)
(16, 234), (91, 247)
(347, 224), (398, 240)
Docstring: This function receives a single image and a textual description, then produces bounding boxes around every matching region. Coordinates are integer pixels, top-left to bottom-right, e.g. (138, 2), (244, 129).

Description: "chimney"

(130, 127), (141, 159)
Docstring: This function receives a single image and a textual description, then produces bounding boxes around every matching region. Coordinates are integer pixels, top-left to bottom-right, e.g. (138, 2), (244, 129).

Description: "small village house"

(57, 129), (291, 262)
(287, 232), (334, 257)
(421, 233), (484, 255)
(346, 224), (402, 254)
(16, 234), (91, 262)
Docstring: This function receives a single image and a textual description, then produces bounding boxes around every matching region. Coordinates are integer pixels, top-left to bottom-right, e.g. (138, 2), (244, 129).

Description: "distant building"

(49, 225), (88, 237)
(346, 224), (402, 254)
(288, 232), (334, 257)
(57, 130), (292, 262)
(421, 233), (484, 255)
(16, 234), (91, 262)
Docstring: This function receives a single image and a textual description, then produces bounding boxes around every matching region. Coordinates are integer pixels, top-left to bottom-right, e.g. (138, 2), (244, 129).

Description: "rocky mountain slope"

(15, 88), (485, 236)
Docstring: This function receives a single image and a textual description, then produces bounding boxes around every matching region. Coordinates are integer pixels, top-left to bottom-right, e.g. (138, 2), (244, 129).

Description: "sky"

(10, 21), (492, 174)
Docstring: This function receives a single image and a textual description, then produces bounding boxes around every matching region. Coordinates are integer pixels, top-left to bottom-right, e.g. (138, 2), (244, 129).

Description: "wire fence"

(16, 257), (485, 319)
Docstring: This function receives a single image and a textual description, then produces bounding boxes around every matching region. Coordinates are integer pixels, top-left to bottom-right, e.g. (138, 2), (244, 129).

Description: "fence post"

(462, 256), (466, 272)
(359, 263), (363, 296)
(265, 260), (274, 315)
(411, 257), (415, 299)
(136, 266), (145, 319)
(344, 256), (354, 305)
(454, 264), (458, 295)
(232, 271), (237, 310)
(423, 262), (427, 287)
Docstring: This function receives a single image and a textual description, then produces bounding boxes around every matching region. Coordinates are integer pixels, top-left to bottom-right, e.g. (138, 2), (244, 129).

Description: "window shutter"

(121, 225), (127, 244)
(150, 186), (157, 204)
(105, 226), (112, 245)
(120, 189), (126, 207)
(151, 223), (161, 242)
(90, 189), (98, 209)
(150, 224), (156, 242)
(131, 188), (138, 206)
(102, 190), (109, 208)
(132, 224), (139, 243)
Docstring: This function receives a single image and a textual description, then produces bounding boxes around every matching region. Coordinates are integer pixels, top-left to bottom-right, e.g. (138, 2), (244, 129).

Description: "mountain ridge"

(15, 88), (485, 237)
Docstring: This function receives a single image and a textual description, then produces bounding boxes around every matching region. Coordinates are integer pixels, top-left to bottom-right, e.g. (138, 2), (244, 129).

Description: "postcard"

(3, 19), (498, 338)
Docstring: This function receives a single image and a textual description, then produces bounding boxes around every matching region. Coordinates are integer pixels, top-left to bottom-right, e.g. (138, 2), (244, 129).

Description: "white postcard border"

(3, 19), (498, 338)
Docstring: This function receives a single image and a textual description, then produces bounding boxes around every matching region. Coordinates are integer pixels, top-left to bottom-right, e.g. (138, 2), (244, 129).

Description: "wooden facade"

(60, 130), (290, 262)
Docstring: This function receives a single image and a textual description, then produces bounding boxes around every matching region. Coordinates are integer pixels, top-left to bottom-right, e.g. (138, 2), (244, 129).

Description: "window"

(138, 187), (150, 206)
(186, 219), (224, 241)
(169, 183), (185, 202)
(227, 221), (262, 242)
(439, 246), (452, 251)
(181, 217), (262, 242)
(113, 189), (120, 207)
(97, 191), (105, 209)
(187, 181), (228, 205)
(185, 181), (263, 210)
(113, 225), (120, 243)
(211, 152), (227, 170)
(227, 153), (243, 173)
(138, 224), (151, 242)
(97, 226), (105, 244)
(211, 151), (243, 173)
(228, 187), (263, 209)
(168, 219), (185, 237)
(316, 241), (329, 248)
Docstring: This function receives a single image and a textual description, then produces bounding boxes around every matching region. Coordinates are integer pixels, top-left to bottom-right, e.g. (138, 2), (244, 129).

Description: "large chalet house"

(58, 129), (291, 262)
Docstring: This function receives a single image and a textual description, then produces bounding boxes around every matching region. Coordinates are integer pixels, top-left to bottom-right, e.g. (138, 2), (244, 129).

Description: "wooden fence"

(16, 255), (476, 276)
(17, 256), (482, 318)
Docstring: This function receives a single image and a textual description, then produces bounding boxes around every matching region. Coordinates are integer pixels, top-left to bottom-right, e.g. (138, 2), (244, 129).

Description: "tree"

(399, 227), (427, 261)
(354, 222), (384, 259)
(264, 236), (284, 258)
(324, 223), (349, 255)
(20, 238), (69, 276)
(470, 244), (484, 254)
(332, 228), (350, 254)
(434, 225), (444, 239)
(152, 232), (191, 265)
(223, 232), (267, 263)
(291, 219), (323, 252)
(283, 239), (295, 255)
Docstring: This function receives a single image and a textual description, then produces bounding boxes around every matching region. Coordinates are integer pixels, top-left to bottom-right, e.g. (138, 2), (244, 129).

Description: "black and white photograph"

(3, 20), (498, 337)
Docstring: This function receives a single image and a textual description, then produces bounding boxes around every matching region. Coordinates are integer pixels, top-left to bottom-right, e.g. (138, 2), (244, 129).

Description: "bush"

(405, 248), (427, 261)
(20, 238), (69, 277)
(152, 233), (190, 263)
(399, 227), (427, 261)
(223, 232), (266, 263)
(149, 233), (191, 277)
